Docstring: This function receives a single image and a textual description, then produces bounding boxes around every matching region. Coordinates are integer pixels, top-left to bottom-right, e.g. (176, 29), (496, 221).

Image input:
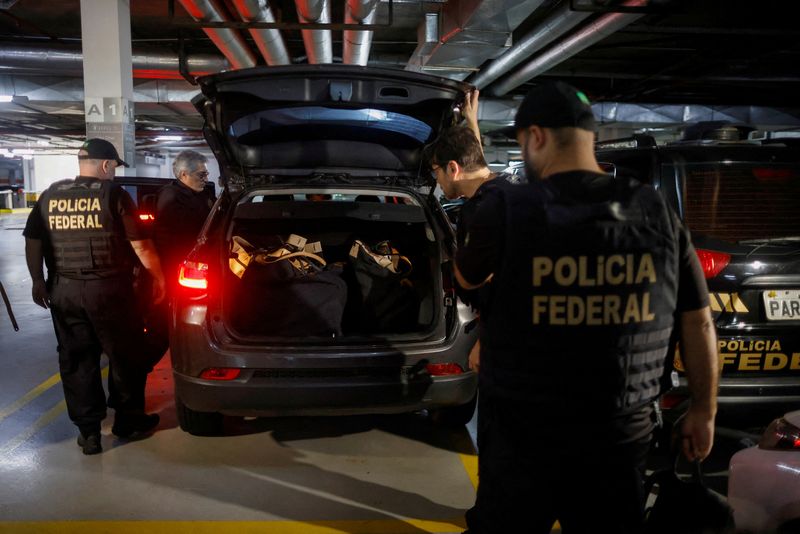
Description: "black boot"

(112, 413), (160, 438)
(76, 432), (102, 455)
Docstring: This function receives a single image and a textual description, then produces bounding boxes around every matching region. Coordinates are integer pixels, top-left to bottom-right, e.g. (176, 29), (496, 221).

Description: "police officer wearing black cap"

(455, 82), (719, 533)
(24, 138), (166, 455)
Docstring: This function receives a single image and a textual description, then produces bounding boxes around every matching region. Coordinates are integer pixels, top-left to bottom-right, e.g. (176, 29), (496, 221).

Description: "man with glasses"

(24, 138), (166, 454)
(143, 150), (216, 369)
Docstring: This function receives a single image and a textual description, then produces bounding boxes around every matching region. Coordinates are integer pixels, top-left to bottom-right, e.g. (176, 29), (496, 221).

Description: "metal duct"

(295, 0), (333, 64)
(231, 0), (291, 66)
(177, 0), (257, 70)
(489, 0), (646, 96)
(406, 0), (545, 80)
(343, 0), (380, 66)
(469, 3), (591, 89)
(0, 44), (229, 78)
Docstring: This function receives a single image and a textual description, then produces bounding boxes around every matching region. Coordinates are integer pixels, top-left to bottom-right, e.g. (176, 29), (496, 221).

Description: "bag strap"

(255, 250), (327, 267)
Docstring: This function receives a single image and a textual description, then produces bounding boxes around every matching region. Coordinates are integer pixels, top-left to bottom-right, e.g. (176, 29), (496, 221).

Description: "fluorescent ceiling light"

(0, 95), (13, 103)
(155, 135), (183, 141)
(13, 148), (34, 155)
(22, 155), (33, 160)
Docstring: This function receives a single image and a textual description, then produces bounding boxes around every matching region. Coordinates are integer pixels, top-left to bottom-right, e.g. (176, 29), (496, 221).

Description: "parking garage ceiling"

(1, 0), (799, 149)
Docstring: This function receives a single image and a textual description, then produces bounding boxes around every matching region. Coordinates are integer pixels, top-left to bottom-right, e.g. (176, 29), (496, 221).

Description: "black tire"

(433, 393), (477, 428)
(175, 397), (224, 436)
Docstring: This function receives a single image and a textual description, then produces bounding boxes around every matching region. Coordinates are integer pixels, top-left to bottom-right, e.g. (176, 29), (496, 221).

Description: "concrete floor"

(0, 212), (483, 534)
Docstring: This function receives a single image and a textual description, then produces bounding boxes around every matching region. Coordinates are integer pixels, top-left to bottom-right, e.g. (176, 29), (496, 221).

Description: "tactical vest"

(480, 172), (679, 415)
(40, 178), (133, 277)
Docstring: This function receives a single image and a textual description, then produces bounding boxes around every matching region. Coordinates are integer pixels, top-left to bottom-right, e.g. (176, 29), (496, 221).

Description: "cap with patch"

(502, 81), (596, 137)
(78, 138), (129, 168)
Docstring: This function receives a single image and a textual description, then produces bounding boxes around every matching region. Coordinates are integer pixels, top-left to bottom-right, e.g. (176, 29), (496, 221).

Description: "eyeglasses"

(191, 170), (210, 179)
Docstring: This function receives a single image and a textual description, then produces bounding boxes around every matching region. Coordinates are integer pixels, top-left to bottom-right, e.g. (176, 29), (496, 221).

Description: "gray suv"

(170, 66), (478, 435)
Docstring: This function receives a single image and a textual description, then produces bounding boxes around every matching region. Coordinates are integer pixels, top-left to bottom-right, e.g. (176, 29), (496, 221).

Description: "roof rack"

(595, 134), (657, 150)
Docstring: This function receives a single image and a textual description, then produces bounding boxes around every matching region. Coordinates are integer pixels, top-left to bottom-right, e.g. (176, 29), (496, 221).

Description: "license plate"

(763, 290), (800, 320)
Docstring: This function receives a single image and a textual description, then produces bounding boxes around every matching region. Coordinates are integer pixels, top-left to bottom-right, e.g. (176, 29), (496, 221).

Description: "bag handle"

(255, 250), (327, 268)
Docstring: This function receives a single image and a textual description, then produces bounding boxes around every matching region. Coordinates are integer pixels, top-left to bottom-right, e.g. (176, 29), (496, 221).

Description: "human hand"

(31, 279), (49, 309)
(468, 340), (480, 372)
(678, 404), (716, 461)
(463, 89), (480, 131)
(152, 274), (167, 305)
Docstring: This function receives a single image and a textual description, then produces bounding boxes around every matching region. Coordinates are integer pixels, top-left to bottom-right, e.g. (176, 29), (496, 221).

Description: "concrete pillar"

(80, 0), (136, 176)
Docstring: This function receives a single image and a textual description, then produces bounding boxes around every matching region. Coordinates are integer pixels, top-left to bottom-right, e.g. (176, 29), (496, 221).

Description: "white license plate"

(763, 290), (800, 320)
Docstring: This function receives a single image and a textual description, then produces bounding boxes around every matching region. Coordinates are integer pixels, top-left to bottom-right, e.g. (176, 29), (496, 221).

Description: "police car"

(596, 128), (800, 423)
(167, 66), (478, 435)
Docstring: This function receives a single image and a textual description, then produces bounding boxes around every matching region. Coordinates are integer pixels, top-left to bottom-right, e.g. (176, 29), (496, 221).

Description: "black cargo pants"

(464, 394), (651, 534)
(49, 275), (148, 435)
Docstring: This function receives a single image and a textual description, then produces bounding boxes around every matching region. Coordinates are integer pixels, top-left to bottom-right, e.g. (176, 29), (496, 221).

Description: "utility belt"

(53, 268), (132, 281)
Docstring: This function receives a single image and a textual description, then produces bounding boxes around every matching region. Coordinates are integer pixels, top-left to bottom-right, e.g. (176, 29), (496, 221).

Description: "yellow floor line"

(458, 453), (478, 491)
(0, 519), (466, 533)
(0, 400), (67, 456)
(0, 371), (61, 423)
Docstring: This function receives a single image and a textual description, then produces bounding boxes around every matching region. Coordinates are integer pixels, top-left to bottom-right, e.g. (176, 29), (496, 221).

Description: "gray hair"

(172, 150), (207, 179)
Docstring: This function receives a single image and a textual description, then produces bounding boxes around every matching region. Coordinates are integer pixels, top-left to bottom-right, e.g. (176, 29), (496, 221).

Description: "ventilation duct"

(470, 3), (591, 89)
(177, 0), (257, 70)
(0, 44), (229, 78)
(489, 0), (646, 96)
(231, 0), (291, 65)
(407, 0), (545, 80)
(295, 0), (333, 64)
(343, 0), (380, 66)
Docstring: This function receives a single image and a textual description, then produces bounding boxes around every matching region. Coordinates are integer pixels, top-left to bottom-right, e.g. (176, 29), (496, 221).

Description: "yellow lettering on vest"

(48, 200), (57, 212)
(533, 296), (548, 324)
(623, 293), (641, 323)
(532, 257), (552, 286)
(626, 254), (635, 284)
(739, 353), (760, 371)
(549, 295), (566, 325)
(606, 255), (625, 285)
(604, 295), (622, 324)
(578, 256), (595, 287)
(566, 296), (586, 325)
(641, 292), (655, 321)
(90, 198), (101, 211)
(76, 214), (85, 229)
(718, 340), (727, 350)
(585, 295), (602, 325)
(764, 353), (789, 371)
(754, 340), (765, 352)
(728, 340), (739, 352)
(596, 256), (605, 285)
(791, 353), (800, 370)
(47, 216), (55, 229)
(635, 254), (657, 284)
(78, 198), (86, 211)
(57, 199), (67, 212)
(720, 353), (736, 370)
(554, 257), (577, 286)
(773, 340), (782, 351)
(69, 214), (77, 229)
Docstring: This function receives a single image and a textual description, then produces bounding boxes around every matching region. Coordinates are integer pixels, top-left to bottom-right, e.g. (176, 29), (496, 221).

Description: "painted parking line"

(0, 519), (465, 533)
(0, 371), (61, 423)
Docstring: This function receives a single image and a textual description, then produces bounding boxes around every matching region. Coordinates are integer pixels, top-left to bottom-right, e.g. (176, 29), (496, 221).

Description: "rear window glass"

(679, 163), (800, 242)
(229, 106), (433, 144)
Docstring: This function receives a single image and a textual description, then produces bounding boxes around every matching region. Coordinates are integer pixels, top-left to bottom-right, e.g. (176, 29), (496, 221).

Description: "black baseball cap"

(500, 81), (596, 137)
(78, 138), (129, 167)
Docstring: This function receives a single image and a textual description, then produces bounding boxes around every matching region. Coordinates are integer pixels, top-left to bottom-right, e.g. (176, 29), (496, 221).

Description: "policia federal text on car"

(24, 139), (166, 455)
(454, 82), (719, 533)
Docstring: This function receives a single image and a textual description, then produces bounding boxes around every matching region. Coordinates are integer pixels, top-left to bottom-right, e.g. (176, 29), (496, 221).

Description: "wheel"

(433, 393), (477, 428)
(175, 396), (224, 436)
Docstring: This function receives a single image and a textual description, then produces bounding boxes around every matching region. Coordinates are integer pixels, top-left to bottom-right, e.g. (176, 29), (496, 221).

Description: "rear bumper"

(174, 370), (476, 417)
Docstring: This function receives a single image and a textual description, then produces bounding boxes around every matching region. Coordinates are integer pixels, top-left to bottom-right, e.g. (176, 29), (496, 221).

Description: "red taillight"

(199, 368), (241, 381)
(759, 417), (800, 450)
(139, 213), (155, 221)
(695, 249), (730, 279)
(659, 392), (688, 410)
(178, 261), (209, 290)
(426, 363), (464, 376)
(753, 168), (797, 182)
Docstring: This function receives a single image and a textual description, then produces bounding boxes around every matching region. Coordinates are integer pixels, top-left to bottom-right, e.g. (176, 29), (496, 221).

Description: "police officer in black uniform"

(24, 139), (166, 455)
(455, 82), (719, 533)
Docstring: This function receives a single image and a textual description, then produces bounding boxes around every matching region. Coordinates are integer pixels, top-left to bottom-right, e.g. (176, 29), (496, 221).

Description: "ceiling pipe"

(177, 0), (257, 70)
(231, 0), (291, 65)
(488, 0), (647, 96)
(0, 44), (229, 78)
(343, 0), (380, 66)
(295, 0), (333, 64)
(469, 2), (591, 89)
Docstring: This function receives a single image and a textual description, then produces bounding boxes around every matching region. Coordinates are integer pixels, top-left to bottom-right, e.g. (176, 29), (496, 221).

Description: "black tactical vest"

(481, 171), (679, 416)
(40, 178), (133, 278)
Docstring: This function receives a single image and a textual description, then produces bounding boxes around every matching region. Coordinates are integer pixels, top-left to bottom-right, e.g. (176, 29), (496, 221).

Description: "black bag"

(644, 457), (735, 534)
(348, 240), (418, 332)
(230, 236), (348, 338)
